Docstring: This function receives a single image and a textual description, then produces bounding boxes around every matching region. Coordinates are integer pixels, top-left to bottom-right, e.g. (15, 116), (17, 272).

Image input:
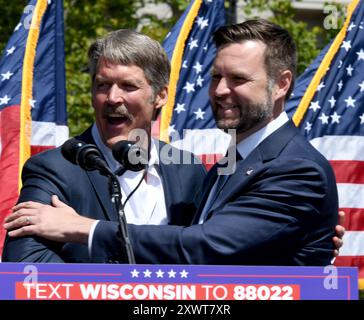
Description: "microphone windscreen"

(112, 140), (148, 172)
(61, 138), (84, 165)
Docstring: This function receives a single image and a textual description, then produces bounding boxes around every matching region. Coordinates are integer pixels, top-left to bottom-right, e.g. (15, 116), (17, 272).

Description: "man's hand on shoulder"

(4, 195), (94, 244)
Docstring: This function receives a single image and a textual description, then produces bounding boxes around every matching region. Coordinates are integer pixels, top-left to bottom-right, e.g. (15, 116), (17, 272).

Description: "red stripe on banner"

(339, 208), (364, 231)
(330, 160), (364, 184)
(335, 255), (364, 278)
(0, 106), (21, 253)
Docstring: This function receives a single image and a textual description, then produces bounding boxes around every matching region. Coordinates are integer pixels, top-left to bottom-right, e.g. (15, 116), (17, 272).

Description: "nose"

(107, 84), (124, 105)
(213, 77), (230, 97)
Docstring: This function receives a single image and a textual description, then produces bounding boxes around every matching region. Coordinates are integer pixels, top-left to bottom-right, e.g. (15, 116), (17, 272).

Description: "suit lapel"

(202, 121), (299, 220)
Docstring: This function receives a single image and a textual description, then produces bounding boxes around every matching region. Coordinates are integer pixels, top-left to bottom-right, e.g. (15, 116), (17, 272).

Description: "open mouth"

(106, 114), (130, 125)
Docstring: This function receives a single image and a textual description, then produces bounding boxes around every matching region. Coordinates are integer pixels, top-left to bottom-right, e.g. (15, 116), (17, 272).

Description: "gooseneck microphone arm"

(61, 138), (135, 264)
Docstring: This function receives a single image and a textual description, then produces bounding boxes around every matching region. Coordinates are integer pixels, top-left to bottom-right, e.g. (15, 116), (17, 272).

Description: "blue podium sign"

(0, 263), (358, 300)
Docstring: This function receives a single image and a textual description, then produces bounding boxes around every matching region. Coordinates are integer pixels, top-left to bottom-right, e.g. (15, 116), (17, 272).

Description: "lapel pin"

(245, 168), (254, 176)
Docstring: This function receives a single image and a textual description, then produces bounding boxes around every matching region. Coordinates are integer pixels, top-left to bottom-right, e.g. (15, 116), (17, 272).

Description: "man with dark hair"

(4, 20), (342, 265)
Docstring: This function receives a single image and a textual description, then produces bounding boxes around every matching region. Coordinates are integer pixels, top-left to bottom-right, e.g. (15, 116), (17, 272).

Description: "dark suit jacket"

(2, 127), (206, 262)
(92, 121), (338, 265)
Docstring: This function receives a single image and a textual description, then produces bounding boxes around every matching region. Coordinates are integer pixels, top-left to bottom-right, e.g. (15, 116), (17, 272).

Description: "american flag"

(0, 0), (68, 255)
(286, 0), (364, 289)
(158, 0), (230, 169)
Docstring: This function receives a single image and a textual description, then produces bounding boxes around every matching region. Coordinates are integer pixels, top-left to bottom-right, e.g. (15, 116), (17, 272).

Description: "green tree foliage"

(0, 0), (344, 136)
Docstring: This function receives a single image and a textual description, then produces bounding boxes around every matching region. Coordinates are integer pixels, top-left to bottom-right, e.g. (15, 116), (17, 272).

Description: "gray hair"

(88, 29), (170, 96)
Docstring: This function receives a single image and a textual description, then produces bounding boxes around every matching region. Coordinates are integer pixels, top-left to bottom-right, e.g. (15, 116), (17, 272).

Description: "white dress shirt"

(88, 124), (168, 252)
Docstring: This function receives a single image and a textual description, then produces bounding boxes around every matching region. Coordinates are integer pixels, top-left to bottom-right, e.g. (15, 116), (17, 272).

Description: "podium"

(0, 263), (358, 300)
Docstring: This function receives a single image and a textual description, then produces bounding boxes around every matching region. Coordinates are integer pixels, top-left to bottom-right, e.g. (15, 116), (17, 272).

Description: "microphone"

(112, 140), (148, 172)
(61, 137), (136, 264)
(61, 138), (113, 176)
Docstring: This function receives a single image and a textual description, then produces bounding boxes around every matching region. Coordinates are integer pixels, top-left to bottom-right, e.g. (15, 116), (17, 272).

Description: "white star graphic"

(156, 269), (164, 278)
(309, 101), (321, 112)
(0, 95), (11, 105)
(29, 99), (36, 109)
(359, 81), (364, 92)
(304, 122), (312, 132)
(344, 96), (356, 108)
(14, 23), (22, 31)
(182, 60), (188, 69)
(180, 270), (189, 278)
(188, 38), (199, 50)
(318, 113), (329, 124)
(198, 18), (209, 30)
(203, 45), (208, 51)
(193, 62), (203, 74)
(194, 108), (205, 120)
(196, 75), (204, 87)
(316, 82), (325, 92)
(48, 0), (52, 4)
(183, 82), (195, 93)
(168, 269), (177, 278)
(337, 80), (343, 92)
(168, 124), (177, 135)
(1, 71), (14, 81)
(338, 60), (343, 69)
(6, 46), (16, 56)
(346, 64), (354, 76)
(348, 22), (356, 31)
(360, 113), (364, 124)
(175, 103), (186, 114)
(328, 96), (336, 108)
(357, 49), (364, 61)
(131, 269), (139, 278)
(341, 40), (351, 52)
(331, 112), (341, 124)
(196, 16), (204, 26)
(143, 269), (152, 278)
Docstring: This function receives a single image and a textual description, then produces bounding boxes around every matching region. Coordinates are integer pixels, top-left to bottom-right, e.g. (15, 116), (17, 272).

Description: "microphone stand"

(108, 174), (136, 264)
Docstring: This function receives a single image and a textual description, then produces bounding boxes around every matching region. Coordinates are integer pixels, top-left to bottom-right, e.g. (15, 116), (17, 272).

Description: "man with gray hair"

(2, 29), (206, 262)
(4, 22), (344, 265)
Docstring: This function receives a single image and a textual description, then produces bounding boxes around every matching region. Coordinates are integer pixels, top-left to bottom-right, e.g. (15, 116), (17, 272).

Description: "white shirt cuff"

(88, 220), (100, 257)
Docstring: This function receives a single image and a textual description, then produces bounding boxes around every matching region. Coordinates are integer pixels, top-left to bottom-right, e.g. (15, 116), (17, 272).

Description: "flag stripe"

(160, 0), (203, 142)
(340, 231), (364, 255)
(31, 121), (69, 146)
(171, 128), (230, 155)
(310, 136), (364, 161)
(0, 106), (20, 250)
(338, 183), (364, 208)
(331, 160), (364, 184)
(292, 0), (361, 126)
(340, 208), (364, 231)
(19, 0), (48, 190)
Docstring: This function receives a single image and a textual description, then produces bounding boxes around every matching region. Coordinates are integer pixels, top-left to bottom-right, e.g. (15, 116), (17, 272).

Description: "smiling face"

(92, 58), (167, 148)
(209, 40), (277, 141)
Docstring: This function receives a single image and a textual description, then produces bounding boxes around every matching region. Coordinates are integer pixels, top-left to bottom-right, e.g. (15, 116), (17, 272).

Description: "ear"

(274, 70), (293, 101)
(154, 86), (168, 110)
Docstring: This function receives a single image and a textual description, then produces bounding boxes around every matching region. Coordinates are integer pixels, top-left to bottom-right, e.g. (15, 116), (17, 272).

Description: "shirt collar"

(91, 124), (158, 172)
(236, 111), (289, 160)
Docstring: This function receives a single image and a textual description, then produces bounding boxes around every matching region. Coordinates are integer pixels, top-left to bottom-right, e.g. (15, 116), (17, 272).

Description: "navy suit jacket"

(92, 121), (338, 265)
(2, 127), (206, 262)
